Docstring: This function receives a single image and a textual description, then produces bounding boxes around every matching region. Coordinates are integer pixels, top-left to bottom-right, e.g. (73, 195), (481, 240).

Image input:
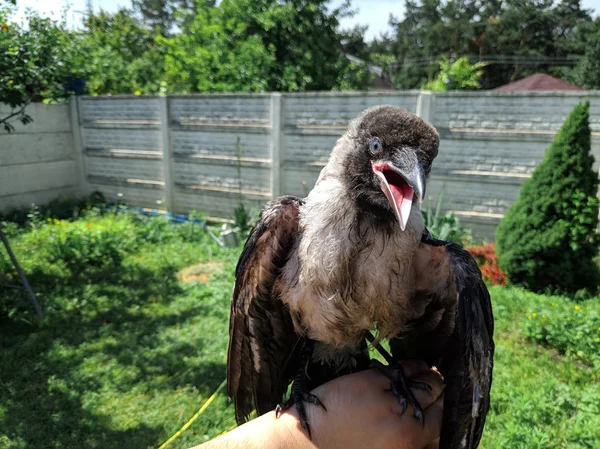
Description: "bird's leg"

(275, 340), (326, 438)
(366, 332), (431, 427)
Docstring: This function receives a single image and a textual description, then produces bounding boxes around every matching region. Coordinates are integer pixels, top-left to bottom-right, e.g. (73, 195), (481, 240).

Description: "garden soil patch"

(178, 260), (225, 284)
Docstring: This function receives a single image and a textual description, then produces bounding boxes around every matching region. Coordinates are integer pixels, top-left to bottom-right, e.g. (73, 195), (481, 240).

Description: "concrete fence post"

(270, 93), (283, 199)
(70, 97), (89, 197)
(159, 95), (175, 212)
(416, 91), (436, 125)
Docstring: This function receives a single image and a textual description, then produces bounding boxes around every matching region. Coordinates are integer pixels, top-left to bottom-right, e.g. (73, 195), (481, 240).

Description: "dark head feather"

(336, 105), (440, 222)
(351, 105), (439, 176)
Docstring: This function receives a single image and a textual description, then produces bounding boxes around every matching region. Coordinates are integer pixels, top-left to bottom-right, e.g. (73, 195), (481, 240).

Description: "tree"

(163, 0), (369, 93)
(422, 56), (486, 90)
(0, 8), (73, 132)
(387, 0), (593, 89)
(69, 8), (166, 95)
(496, 102), (599, 294)
(217, 0), (357, 92)
(132, 0), (215, 36)
(339, 24), (371, 61)
(574, 24), (600, 88)
(161, 6), (274, 93)
(334, 60), (372, 91)
(389, 0), (445, 88)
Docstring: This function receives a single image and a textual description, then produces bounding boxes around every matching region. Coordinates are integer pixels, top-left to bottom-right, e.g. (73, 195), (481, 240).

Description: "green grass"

(0, 212), (239, 449)
(1, 213), (599, 448)
(482, 287), (600, 449)
(521, 291), (600, 370)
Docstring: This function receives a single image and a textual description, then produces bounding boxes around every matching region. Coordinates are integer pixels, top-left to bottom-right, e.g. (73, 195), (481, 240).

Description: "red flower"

(466, 243), (507, 286)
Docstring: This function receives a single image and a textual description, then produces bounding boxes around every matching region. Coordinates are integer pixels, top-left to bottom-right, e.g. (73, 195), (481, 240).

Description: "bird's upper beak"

(372, 161), (426, 231)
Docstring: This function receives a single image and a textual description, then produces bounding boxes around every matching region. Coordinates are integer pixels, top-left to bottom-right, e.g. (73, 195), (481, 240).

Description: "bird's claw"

(414, 408), (424, 427)
(275, 380), (326, 439)
(371, 359), (429, 427)
(399, 395), (407, 414)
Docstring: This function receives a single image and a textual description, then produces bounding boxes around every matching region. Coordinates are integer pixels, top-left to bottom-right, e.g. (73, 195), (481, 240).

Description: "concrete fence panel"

(429, 91), (600, 236)
(78, 96), (164, 208)
(0, 103), (78, 211)
(168, 94), (273, 219)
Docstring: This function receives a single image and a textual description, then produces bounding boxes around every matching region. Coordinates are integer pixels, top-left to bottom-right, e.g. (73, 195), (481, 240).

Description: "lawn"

(1, 210), (599, 449)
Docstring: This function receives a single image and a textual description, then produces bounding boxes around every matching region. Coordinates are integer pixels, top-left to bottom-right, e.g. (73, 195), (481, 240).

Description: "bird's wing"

(420, 231), (495, 449)
(227, 196), (304, 424)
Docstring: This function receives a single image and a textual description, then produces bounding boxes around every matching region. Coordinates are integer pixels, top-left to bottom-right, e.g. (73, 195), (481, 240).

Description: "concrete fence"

(2, 91), (600, 239)
(0, 103), (81, 211)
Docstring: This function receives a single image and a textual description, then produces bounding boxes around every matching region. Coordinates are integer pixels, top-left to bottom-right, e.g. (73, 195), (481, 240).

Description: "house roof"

(493, 73), (584, 91)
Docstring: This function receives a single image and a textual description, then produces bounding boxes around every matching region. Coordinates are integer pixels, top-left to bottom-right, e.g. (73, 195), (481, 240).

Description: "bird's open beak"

(372, 161), (426, 231)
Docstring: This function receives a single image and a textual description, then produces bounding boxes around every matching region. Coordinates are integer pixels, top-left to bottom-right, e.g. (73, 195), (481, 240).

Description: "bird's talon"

(274, 366), (324, 440)
(415, 409), (424, 427)
(303, 392), (327, 411)
(301, 419), (312, 439)
(376, 361), (426, 425)
(399, 396), (407, 414)
(409, 380), (432, 392)
(275, 403), (284, 418)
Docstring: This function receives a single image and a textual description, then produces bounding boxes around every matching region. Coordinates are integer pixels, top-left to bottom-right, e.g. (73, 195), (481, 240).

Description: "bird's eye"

(370, 137), (382, 155)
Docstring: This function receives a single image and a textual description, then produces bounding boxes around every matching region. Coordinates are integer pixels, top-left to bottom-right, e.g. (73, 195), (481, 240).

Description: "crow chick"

(227, 105), (494, 449)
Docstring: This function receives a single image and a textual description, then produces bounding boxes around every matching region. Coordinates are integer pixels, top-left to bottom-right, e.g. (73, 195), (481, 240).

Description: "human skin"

(195, 360), (444, 449)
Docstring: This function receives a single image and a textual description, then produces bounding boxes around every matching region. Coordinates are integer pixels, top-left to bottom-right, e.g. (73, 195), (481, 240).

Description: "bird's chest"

(280, 213), (422, 348)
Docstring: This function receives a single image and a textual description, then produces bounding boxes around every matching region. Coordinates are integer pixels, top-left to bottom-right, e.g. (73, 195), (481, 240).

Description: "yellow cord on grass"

(158, 378), (227, 449)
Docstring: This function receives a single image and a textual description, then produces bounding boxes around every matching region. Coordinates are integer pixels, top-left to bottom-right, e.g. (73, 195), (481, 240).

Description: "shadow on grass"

(0, 259), (228, 449)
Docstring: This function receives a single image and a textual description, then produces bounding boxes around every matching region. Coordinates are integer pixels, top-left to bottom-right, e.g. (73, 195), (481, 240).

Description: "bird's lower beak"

(372, 161), (426, 231)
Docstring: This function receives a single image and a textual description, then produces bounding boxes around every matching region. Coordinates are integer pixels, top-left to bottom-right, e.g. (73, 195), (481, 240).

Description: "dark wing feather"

(421, 231), (495, 449)
(227, 196), (303, 424)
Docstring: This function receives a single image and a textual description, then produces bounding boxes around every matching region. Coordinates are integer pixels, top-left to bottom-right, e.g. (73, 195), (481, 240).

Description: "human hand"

(278, 360), (445, 449)
(196, 360), (444, 449)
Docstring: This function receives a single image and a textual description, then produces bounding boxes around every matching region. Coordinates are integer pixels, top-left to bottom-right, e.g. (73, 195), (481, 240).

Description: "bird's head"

(333, 105), (439, 231)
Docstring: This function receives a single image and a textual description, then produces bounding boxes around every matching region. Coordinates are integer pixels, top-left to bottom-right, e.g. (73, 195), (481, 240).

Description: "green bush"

(0, 216), (133, 320)
(46, 219), (136, 269)
(130, 214), (177, 244)
(0, 208), (223, 321)
(496, 102), (599, 293)
(0, 191), (106, 225)
(9, 216), (140, 280)
(421, 56), (487, 91)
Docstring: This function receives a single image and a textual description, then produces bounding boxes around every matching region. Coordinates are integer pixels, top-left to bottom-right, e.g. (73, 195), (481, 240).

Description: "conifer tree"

(496, 102), (599, 293)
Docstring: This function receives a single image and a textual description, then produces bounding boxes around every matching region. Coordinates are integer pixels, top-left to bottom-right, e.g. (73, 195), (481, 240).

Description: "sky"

(12, 0), (600, 41)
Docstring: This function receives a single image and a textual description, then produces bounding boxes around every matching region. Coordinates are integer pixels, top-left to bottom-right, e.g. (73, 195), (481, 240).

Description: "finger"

(399, 360), (430, 379)
(423, 438), (440, 449)
(430, 365), (444, 382)
(369, 360), (431, 390)
(409, 369), (445, 410)
(410, 394), (444, 448)
(358, 367), (395, 390)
